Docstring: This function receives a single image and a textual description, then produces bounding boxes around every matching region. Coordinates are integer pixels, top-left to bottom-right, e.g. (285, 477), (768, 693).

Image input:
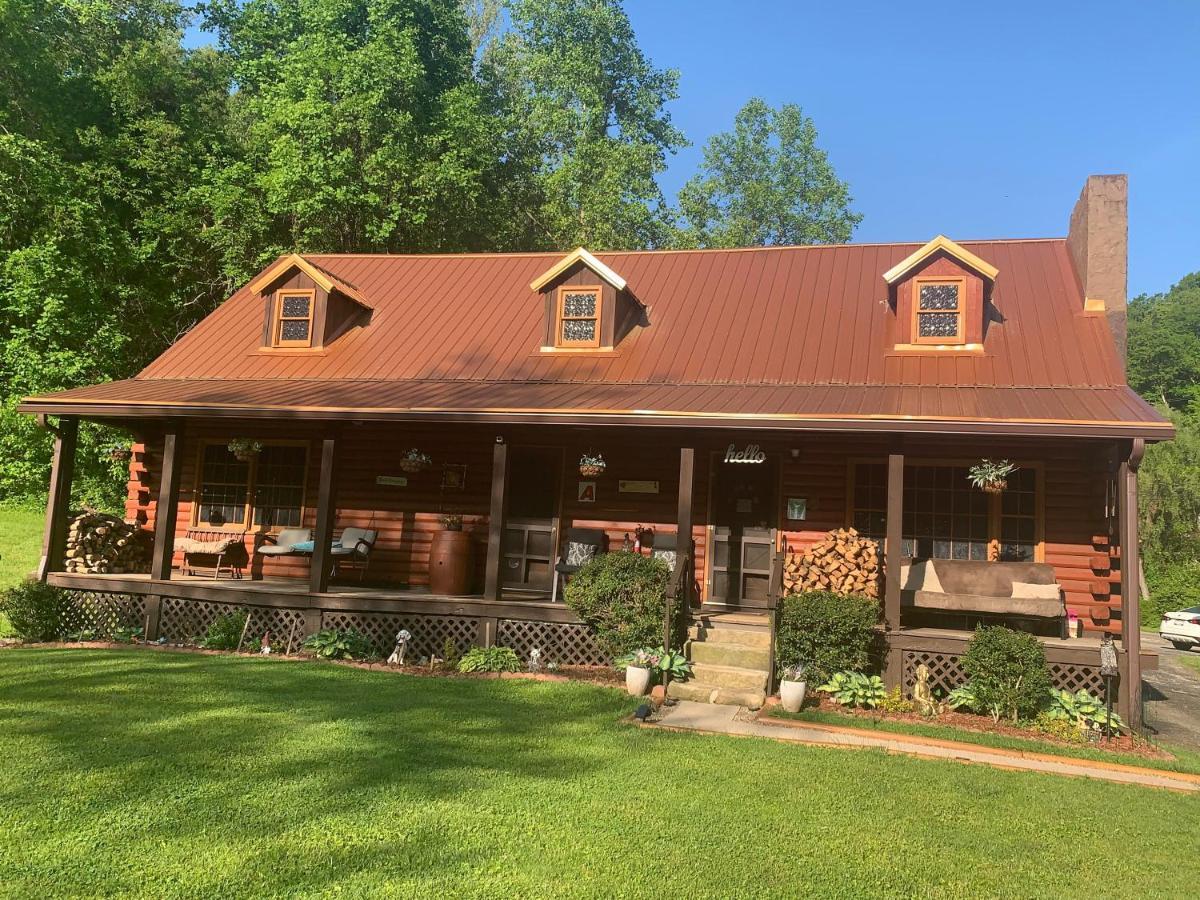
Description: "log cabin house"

(21, 174), (1170, 723)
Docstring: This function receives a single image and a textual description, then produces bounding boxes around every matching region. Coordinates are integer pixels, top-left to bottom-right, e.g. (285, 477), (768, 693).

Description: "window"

(556, 286), (602, 348)
(273, 290), (315, 347)
(195, 442), (308, 530)
(913, 278), (965, 344)
(850, 461), (1040, 562)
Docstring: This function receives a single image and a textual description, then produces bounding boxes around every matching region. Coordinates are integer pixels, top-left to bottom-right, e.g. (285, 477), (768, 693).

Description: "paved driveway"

(1142, 630), (1200, 750)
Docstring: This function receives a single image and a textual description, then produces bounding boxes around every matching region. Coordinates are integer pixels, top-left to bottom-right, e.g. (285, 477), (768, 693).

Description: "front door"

(709, 450), (777, 608)
(502, 447), (561, 593)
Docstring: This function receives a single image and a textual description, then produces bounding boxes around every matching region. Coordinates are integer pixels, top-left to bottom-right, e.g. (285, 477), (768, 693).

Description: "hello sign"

(724, 443), (766, 464)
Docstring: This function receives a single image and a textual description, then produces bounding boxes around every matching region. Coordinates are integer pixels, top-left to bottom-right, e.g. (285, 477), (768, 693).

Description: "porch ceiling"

(19, 377), (1172, 439)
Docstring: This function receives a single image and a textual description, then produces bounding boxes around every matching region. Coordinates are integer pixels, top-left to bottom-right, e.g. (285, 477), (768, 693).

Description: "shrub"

(458, 646), (521, 673)
(818, 671), (887, 709)
(1143, 560), (1200, 629)
(877, 688), (916, 715)
(440, 636), (461, 670)
(775, 590), (878, 684)
(960, 626), (1052, 723)
(1030, 712), (1087, 744)
(0, 580), (74, 641)
(201, 611), (249, 650)
(302, 628), (375, 660)
(563, 552), (671, 657)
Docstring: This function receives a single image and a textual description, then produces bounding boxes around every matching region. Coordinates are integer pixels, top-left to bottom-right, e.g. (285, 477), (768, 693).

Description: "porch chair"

(254, 527), (313, 558)
(174, 529), (248, 579)
(550, 528), (606, 603)
(329, 527), (378, 582)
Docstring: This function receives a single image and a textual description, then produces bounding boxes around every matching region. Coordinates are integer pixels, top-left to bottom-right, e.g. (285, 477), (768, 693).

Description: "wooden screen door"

(501, 447), (562, 592)
(708, 455), (777, 608)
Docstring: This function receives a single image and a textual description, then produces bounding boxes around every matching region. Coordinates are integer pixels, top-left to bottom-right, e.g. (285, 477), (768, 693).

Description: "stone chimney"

(1066, 174), (1128, 357)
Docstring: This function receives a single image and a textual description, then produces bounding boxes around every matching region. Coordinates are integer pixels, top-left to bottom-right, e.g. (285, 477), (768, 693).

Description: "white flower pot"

(626, 665), (653, 697)
(780, 679), (807, 713)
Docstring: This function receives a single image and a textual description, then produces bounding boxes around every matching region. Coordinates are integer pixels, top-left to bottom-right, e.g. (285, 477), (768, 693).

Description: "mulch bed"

(3, 639), (624, 687)
(793, 694), (1172, 760)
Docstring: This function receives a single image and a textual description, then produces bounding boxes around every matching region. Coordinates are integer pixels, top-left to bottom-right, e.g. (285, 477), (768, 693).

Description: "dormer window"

(273, 290), (316, 347)
(557, 287), (603, 348)
(914, 277), (965, 344)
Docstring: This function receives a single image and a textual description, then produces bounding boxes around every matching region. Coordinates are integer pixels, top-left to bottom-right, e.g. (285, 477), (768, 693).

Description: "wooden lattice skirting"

(60, 592), (147, 639)
(901, 649), (1106, 697)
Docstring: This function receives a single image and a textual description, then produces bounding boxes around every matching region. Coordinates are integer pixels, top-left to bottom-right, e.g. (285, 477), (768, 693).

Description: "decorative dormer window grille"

(273, 290), (316, 347)
(557, 287), (603, 348)
(913, 277), (965, 343)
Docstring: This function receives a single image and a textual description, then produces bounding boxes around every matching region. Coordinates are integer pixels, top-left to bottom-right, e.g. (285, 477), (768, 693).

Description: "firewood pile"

(64, 511), (152, 574)
(784, 527), (880, 598)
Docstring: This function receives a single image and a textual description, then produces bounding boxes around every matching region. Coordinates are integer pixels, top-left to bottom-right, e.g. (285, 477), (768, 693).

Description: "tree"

(0, 0), (233, 506)
(199, 0), (524, 283)
(491, 0), (685, 249)
(676, 98), (861, 249)
(1127, 272), (1200, 409)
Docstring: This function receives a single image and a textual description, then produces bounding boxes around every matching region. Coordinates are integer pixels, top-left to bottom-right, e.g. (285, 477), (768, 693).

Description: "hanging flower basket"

(967, 459), (1017, 495)
(578, 452), (606, 478)
(228, 438), (263, 462)
(400, 449), (432, 473)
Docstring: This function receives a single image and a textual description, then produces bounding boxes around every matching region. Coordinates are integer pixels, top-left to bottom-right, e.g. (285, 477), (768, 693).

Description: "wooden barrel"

(429, 529), (472, 595)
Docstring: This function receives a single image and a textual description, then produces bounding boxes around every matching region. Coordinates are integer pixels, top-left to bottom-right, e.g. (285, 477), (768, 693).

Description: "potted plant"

(399, 448), (432, 473)
(578, 451), (606, 478)
(227, 438), (263, 462)
(619, 647), (659, 696)
(967, 458), (1017, 494)
(779, 663), (808, 712)
(429, 512), (471, 594)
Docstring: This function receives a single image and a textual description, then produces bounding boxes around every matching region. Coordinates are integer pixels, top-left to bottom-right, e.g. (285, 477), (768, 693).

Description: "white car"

(1160, 606), (1200, 650)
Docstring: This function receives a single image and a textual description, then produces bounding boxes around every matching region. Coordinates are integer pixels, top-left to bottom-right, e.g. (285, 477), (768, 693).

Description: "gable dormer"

(248, 254), (372, 350)
(883, 235), (999, 350)
(530, 248), (643, 351)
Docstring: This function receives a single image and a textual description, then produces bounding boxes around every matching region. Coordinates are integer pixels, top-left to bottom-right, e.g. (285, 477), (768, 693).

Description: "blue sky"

(630, 0), (1199, 295)
(186, 1), (1199, 295)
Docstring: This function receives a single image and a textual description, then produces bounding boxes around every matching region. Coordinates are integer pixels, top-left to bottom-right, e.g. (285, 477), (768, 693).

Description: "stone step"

(666, 680), (766, 708)
(687, 624), (773, 649)
(696, 611), (771, 629)
(689, 662), (768, 691)
(687, 640), (771, 671)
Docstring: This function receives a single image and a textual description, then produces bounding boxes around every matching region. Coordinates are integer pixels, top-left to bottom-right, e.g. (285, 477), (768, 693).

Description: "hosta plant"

(654, 648), (692, 680)
(1045, 688), (1127, 735)
(458, 646), (522, 673)
(945, 682), (982, 713)
(302, 628), (375, 660)
(818, 671), (887, 709)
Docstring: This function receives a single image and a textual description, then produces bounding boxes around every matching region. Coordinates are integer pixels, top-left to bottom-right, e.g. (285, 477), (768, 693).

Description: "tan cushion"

(906, 590), (1062, 618)
(929, 560), (1056, 597)
(902, 560), (943, 593)
(174, 537), (239, 554)
(1011, 581), (1060, 600)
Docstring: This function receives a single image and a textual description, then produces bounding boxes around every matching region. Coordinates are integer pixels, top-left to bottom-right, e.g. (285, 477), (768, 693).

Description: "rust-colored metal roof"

(20, 240), (1172, 438)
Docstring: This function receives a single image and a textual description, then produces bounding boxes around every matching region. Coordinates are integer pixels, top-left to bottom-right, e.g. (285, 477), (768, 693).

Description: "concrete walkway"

(652, 701), (1200, 793)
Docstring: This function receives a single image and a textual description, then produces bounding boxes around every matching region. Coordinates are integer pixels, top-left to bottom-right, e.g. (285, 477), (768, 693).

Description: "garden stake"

(235, 612), (252, 652)
(284, 620), (298, 656)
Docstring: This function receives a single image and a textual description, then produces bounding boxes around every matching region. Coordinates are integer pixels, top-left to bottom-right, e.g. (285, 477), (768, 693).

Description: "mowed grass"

(2, 651), (1199, 898)
(0, 505), (44, 635)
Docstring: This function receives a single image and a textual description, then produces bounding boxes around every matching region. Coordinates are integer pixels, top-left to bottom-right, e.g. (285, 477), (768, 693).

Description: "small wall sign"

(787, 497), (807, 520)
(618, 480), (659, 494)
(441, 464), (467, 491)
(724, 443), (766, 464)
(376, 475), (409, 487)
(577, 481), (596, 503)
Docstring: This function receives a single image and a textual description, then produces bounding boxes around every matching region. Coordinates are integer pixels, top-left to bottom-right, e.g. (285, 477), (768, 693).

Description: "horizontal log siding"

(124, 426), (1120, 627)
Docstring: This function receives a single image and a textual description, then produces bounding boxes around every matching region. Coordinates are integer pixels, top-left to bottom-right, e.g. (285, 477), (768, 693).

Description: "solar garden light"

(1099, 633), (1119, 739)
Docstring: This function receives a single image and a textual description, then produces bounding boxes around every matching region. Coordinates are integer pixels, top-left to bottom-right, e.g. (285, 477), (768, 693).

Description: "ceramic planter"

(780, 679), (807, 713)
(625, 665), (652, 697)
(579, 463), (605, 478)
(981, 480), (1007, 494)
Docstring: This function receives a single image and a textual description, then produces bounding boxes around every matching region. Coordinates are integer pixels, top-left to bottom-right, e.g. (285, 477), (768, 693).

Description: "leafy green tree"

(677, 98), (861, 248)
(1128, 272), (1200, 409)
(0, 0), (232, 506)
(1140, 405), (1200, 566)
(491, 0), (686, 249)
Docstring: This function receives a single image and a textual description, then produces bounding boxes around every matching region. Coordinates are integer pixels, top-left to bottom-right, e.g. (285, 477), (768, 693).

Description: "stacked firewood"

(784, 527), (880, 598)
(64, 511), (152, 574)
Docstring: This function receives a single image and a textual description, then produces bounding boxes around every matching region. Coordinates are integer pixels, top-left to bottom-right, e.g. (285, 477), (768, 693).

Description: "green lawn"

(0, 505), (44, 636)
(2, 650), (1199, 897)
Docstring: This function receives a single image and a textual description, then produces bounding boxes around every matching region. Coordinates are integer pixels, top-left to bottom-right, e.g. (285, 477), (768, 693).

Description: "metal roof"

(20, 240), (1172, 438)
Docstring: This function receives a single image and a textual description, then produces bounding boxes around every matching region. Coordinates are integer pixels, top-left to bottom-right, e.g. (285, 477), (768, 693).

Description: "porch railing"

(763, 539), (788, 697)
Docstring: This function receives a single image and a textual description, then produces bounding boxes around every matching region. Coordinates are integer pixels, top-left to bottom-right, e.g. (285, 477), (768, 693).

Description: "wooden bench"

(173, 529), (248, 579)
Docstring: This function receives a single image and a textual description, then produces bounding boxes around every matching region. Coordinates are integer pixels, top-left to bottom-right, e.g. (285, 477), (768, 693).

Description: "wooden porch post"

(883, 452), (905, 688)
(676, 447), (695, 607)
(484, 438), (508, 601)
(1119, 438), (1146, 729)
(309, 435), (339, 594)
(150, 424), (184, 581)
(36, 416), (78, 581)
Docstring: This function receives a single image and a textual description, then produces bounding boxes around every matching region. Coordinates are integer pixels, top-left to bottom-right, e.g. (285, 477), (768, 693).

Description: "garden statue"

(387, 629), (412, 666)
(912, 663), (938, 716)
(260, 631), (272, 655)
(529, 647), (541, 672)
